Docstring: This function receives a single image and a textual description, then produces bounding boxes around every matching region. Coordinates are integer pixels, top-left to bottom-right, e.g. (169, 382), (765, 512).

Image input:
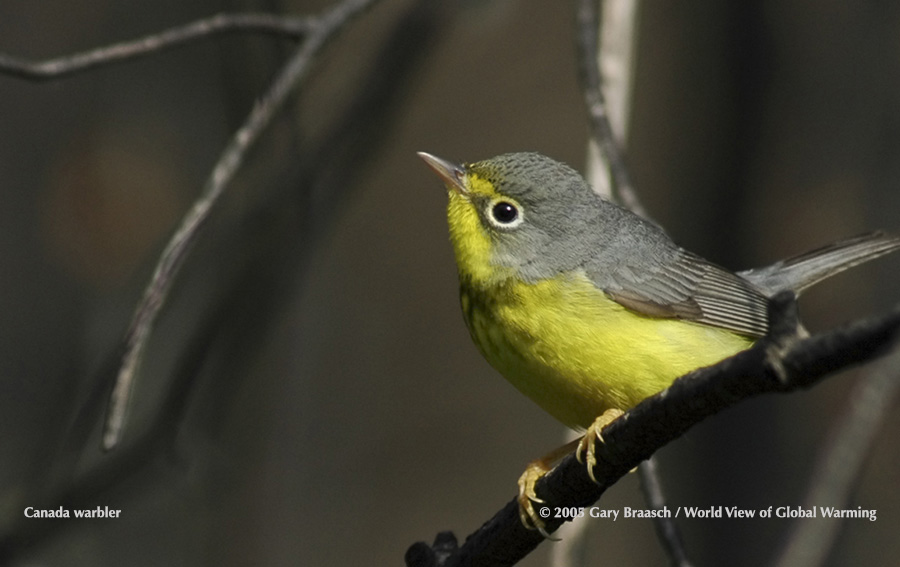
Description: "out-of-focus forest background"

(1, 1), (899, 565)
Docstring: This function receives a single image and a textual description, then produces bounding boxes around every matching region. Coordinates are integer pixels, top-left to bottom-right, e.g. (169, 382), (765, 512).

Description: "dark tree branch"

(100, 0), (380, 450)
(406, 293), (900, 566)
(574, 0), (646, 216)
(0, 13), (316, 81)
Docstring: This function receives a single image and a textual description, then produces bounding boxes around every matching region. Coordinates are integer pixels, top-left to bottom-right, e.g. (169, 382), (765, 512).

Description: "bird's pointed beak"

(417, 152), (467, 195)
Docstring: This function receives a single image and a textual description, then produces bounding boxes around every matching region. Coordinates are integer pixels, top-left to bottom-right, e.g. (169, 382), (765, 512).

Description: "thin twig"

(590, 2), (691, 564)
(568, 3), (652, 564)
(407, 294), (900, 566)
(102, 0), (380, 451)
(549, 515), (592, 567)
(583, 4), (689, 563)
(0, 13), (315, 81)
(584, 0), (640, 206)
(597, 0), (640, 145)
(0, 3), (444, 560)
(575, 0), (646, 216)
(774, 347), (900, 567)
(638, 456), (693, 567)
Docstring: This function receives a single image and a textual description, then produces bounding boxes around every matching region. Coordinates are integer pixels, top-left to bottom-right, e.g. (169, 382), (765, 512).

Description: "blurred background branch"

(0, 0), (445, 563)
(0, 13), (314, 80)
(103, 0), (380, 452)
(775, 345), (900, 567)
(560, 2), (692, 567)
(575, 0), (644, 216)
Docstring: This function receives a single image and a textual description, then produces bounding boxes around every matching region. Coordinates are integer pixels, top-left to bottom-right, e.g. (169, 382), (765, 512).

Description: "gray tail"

(739, 231), (900, 296)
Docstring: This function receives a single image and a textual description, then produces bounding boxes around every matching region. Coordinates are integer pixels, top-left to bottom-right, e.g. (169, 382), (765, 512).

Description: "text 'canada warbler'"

(419, 150), (900, 534)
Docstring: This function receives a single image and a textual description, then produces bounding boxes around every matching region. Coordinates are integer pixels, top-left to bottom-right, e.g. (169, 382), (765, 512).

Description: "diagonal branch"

(100, 0), (380, 451)
(406, 293), (900, 566)
(0, 13), (316, 81)
(574, 0), (646, 216)
(0, 3), (444, 560)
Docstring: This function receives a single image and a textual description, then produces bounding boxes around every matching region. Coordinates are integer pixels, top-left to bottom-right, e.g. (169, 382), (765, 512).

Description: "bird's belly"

(461, 275), (754, 430)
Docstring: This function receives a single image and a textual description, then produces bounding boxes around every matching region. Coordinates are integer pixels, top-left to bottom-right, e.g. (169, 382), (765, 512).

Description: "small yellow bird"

(418, 151), (900, 534)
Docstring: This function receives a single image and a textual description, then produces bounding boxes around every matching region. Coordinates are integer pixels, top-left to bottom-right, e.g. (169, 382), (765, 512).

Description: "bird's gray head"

(419, 150), (653, 285)
(461, 152), (618, 281)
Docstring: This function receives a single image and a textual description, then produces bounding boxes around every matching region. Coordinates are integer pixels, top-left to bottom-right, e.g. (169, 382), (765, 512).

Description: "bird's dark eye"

(491, 201), (519, 224)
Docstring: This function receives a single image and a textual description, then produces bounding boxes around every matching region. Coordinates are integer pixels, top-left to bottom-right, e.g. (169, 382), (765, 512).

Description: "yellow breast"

(460, 272), (753, 430)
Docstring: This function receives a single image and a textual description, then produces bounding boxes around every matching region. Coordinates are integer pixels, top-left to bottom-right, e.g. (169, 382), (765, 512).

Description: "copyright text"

(538, 505), (877, 522)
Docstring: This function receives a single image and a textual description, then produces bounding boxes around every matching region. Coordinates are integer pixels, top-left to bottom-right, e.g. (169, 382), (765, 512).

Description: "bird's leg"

(517, 408), (626, 537)
(517, 438), (580, 538)
(575, 408), (626, 483)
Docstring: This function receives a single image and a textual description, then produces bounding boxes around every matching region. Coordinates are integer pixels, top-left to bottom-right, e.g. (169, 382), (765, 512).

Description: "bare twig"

(575, 0), (646, 216)
(638, 456), (693, 567)
(549, 514), (591, 567)
(0, 13), (317, 80)
(407, 294), (900, 566)
(566, 3), (653, 565)
(774, 347), (900, 567)
(0, 2), (443, 560)
(597, 0), (640, 145)
(581, 3), (688, 565)
(584, 0), (640, 206)
(102, 0), (380, 451)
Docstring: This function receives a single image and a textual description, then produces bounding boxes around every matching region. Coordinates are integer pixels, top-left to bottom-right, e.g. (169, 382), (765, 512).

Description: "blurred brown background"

(1, 1), (899, 566)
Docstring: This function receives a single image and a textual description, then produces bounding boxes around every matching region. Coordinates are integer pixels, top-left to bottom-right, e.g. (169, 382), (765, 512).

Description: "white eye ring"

(486, 198), (524, 229)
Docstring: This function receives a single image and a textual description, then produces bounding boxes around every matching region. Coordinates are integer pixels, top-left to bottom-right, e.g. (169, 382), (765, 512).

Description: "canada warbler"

(418, 151), (900, 534)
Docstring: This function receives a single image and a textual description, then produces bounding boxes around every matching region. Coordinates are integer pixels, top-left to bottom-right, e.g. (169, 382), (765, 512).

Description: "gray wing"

(602, 250), (771, 338)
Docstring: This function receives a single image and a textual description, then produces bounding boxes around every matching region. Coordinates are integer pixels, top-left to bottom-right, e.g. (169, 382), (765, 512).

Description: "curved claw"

(576, 408), (625, 484)
(517, 462), (558, 539)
